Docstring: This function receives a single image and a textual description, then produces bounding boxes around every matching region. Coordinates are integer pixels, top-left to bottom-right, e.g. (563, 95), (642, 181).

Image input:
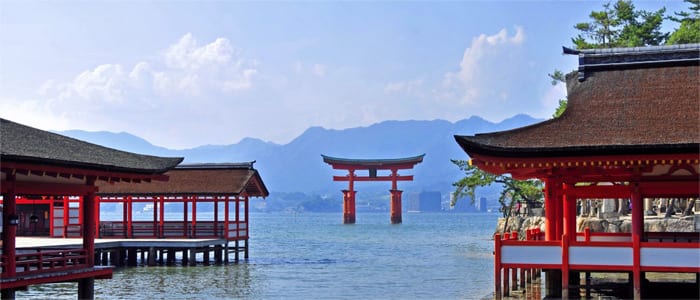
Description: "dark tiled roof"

(566, 43), (700, 81)
(1, 118), (183, 174)
(455, 44), (700, 158)
(321, 154), (425, 167)
(96, 164), (269, 197)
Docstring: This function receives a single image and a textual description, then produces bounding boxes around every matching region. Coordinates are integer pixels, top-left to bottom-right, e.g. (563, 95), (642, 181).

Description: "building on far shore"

(407, 191), (442, 212)
(455, 44), (700, 300)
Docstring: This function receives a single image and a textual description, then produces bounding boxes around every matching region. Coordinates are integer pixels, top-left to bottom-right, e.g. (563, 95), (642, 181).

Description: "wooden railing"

(493, 228), (700, 298)
(99, 221), (247, 240)
(1, 248), (88, 276)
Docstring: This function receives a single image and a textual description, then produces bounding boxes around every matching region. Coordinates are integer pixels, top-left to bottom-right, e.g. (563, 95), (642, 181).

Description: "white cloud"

(73, 64), (127, 103)
(3, 33), (262, 148)
(2, 27), (554, 149)
(164, 34), (236, 69)
(371, 26), (544, 125)
(312, 64), (326, 77)
(222, 69), (258, 91)
(292, 61), (327, 77)
(383, 79), (424, 96)
(442, 26), (525, 105)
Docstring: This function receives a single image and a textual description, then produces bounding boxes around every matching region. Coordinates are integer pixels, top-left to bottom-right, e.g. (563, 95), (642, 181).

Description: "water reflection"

(17, 263), (257, 299)
(15, 213), (499, 299)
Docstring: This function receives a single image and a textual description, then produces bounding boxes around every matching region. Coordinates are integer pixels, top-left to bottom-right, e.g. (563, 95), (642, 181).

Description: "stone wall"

(496, 215), (698, 240)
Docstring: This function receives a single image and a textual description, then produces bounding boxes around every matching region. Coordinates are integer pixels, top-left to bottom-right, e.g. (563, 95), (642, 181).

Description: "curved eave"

(321, 154), (425, 167)
(176, 161), (255, 170)
(1, 155), (182, 175)
(454, 135), (700, 159)
(245, 170), (270, 198)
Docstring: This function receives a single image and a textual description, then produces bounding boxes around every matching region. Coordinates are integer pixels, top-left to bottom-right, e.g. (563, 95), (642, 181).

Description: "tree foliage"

(450, 159), (543, 211)
(572, 0), (667, 49)
(548, 70), (568, 118)
(667, 0), (700, 44)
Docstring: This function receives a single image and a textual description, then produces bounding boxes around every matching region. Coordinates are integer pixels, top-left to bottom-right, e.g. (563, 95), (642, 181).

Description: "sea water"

(18, 212), (498, 299)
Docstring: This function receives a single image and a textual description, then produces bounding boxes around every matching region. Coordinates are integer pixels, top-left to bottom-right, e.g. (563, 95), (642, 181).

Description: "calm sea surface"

(19, 212), (498, 299)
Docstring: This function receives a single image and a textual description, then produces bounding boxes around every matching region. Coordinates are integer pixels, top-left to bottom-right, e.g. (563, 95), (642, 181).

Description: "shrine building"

(454, 44), (699, 299)
(1, 118), (270, 299)
(1, 118), (183, 299)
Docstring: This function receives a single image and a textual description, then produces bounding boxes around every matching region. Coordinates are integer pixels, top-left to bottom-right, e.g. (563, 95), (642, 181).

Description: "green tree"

(572, 2), (621, 49)
(450, 160), (543, 215)
(572, 0), (668, 49)
(548, 70), (567, 118)
(667, 0), (700, 44)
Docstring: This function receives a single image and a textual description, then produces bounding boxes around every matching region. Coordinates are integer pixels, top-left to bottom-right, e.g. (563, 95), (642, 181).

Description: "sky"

(0, 1), (687, 149)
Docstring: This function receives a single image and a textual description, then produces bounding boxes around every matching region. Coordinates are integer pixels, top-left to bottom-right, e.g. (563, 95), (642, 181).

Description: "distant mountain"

(57, 114), (542, 198)
(55, 130), (177, 156)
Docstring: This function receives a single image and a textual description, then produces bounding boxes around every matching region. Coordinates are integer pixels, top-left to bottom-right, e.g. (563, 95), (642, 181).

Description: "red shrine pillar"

(543, 178), (563, 299)
(78, 176), (97, 299)
(390, 189), (402, 224)
(544, 178), (557, 241)
(1, 174), (17, 299)
(561, 183), (577, 300)
(630, 182), (643, 300)
(342, 190), (356, 224)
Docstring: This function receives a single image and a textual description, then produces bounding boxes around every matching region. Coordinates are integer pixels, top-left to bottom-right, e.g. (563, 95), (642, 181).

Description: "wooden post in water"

(127, 248), (137, 266)
(189, 248), (196, 266)
(235, 240), (240, 262)
(204, 247), (210, 265)
(148, 247), (156, 266)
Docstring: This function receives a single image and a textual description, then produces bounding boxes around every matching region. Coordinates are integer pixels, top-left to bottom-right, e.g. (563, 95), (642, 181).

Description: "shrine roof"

(321, 154), (425, 168)
(455, 44), (700, 159)
(1, 118), (183, 174)
(97, 162), (269, 197)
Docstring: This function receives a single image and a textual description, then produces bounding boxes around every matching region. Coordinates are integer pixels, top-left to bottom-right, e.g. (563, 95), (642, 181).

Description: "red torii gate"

(322, 154), (424, 224)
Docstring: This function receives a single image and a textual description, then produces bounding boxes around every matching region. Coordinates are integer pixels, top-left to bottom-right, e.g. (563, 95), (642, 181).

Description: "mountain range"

(58, 114), (541, 204)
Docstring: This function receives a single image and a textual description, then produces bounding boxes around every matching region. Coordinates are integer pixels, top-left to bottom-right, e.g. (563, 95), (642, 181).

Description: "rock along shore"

(495, 215), (699, 239)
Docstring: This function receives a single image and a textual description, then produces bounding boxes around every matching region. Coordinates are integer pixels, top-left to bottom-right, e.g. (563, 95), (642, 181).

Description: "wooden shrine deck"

(16, 237), (228, 250)
(11, 236), (248, 269)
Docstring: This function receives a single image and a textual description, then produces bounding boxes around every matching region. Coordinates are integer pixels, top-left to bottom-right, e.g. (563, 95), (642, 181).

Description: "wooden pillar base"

(78, 277), (95, 300)
(545, 270), (562, 299)
(148, 247), (156, 266)
(127, 248), (137, 266)
(243, 240), (249, 260)
(189, 248), (196, 266)
(1, 288), (16, 300)
(203, 247), (211, 266)
(214, 245), (223, 264)
(234, 241), (240, 262)
(182, 249), (189, 266)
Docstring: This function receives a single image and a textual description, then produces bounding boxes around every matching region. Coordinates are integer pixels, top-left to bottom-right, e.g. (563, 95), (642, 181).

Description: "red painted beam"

(329, 163), (420, 170)
(0, 267), (112, 290)
(1, 162), (169, 182)
(564, 184), (631, 199)
(640, 181), (700, 197)
(1, 180), (97, 195)
(332, 175), (414, 182)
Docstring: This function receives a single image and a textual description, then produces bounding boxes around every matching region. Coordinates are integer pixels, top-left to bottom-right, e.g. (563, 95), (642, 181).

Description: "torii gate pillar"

(343, 189), (356, 224)
(390, 189), (402, 224)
